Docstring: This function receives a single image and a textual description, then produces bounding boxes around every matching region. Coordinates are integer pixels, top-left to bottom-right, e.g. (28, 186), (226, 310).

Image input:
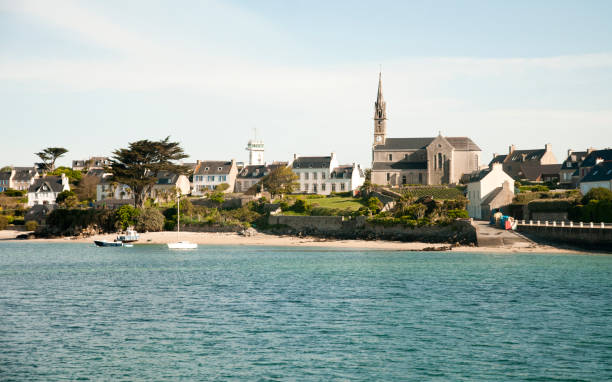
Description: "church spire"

(373, 71), (387, 146)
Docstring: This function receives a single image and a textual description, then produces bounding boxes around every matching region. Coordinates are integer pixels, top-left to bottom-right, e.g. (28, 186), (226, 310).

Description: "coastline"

(0, 229), (593, 254)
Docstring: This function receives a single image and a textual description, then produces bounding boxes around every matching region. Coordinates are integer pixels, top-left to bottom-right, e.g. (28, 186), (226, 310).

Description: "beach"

(0, 229), (587, 253)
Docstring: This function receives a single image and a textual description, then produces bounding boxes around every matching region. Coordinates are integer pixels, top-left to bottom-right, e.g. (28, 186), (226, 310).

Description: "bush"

(115, 205), (139, 230)
(25, 220), (38, 231)
(582, 187), (612, 205)
(519, 185), (549, 192)
(528, 200), (572, 212)
(2, 189), (26, 197)
(292, 199), (311, 213)
(367, 197), (382, 213)
(0, 215), (8, 230)
(56, 190), (76, 204)
(135, 207), (164, 232)
(446, 209), (469, 219)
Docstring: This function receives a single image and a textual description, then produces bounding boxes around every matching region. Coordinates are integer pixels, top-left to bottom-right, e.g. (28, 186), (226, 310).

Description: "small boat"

(123, 244), (134, 248)
(94, 240), (123, 247)
(116, 229), (140, 243)
(168, 194), (198, 250)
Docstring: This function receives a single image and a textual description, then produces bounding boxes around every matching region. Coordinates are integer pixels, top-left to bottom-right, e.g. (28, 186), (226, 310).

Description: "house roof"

(465, 168), (491, 183)
(518, 163), (561, 181)
(581, 149), (612, 168)
(506, 149), (546, 163)
(489, 154), (507, 166)
(581, 161), (612, 183)
(292, 156), (332, 169)
(194, 161), (234, 175)
(13, 167), (37, 181)
(372, 161), (428, 171)
(330, 165), (358, 179)
(28, 176), (65, 193)
(155, 171), (181, 185)
(481, 187), (503, 206)
(0, 171), (11, 181)
(374, 137), (480, 151)
(561, 151), (588, 170)
(86, 168), (107, 177)
(237, 165), (268, 179)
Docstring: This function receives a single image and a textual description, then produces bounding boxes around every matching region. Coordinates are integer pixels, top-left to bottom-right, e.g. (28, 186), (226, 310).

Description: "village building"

(559, 149), (593, 188)
(27, 174), (70, 207)
(246, 135), (265, 166)
(489, 144), (558, 181)
(576, 149), (612, 180)
(466, 163), (515, 220)
(72, 156), (111, 171)
(150, 171), (190, 201)
(290, 154), (365, 195)
(370, 73), (481, 186)
(96, 176), (133, 202)
(235, 162), (288, 193)
(579, 160), (612, 195)
(192, 160), (238, 195)
(0, 166), (39, 192)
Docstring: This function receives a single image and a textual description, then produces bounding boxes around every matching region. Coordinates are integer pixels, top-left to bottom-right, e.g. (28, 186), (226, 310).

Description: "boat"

(116, 229), (140, 243)
(94, 240), (123, 247)
(167, 194), (198, 250)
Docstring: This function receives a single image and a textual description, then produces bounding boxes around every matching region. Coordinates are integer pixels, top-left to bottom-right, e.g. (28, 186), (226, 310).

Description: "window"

(220, 175), (227, 181)
(205, 167), (209, 171)
(314, 172), (318, 180)
(388, 154), (393, 161)
(207, 175), (215, 181)
(321, 183), (326, 191)
(418, 173), (423, 184)
(340, 183), (346, 191)
(305, 172), (309, 180)
(402, 175), (406, 185)
(322, 172), (326, 179)
(331, 183), (336, 192)
(438, 153), (443, 170)
(305, 184), (309, 192)
(313, 184), (318, 193)
(386, 173), (390, 181)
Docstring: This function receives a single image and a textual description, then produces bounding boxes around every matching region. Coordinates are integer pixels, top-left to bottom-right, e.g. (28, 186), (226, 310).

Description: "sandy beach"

(0, 229), (590, 254)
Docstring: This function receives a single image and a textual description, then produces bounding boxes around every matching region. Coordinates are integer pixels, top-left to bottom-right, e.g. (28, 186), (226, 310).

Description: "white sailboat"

(167, 194), (197, 249)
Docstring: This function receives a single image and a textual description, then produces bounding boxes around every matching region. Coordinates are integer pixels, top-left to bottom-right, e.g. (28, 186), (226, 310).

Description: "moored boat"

(116, 229), (140, 243)
(94, 240), (123, 247)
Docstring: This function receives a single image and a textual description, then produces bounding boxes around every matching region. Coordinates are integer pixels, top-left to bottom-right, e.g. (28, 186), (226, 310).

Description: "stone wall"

(517, 225), (612, 250)
(530, 212), (569, 222)
(180, 223), (245, 233)
(268, 215), (476, 244)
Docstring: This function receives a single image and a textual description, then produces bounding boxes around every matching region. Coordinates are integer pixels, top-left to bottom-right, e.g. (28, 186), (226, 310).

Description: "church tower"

(373, 72), (387, 146)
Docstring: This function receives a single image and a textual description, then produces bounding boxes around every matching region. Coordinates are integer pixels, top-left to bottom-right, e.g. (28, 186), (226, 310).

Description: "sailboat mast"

(177, 194), (180, 241)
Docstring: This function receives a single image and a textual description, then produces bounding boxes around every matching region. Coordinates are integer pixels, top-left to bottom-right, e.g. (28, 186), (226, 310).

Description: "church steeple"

(373, 72), (387, 146)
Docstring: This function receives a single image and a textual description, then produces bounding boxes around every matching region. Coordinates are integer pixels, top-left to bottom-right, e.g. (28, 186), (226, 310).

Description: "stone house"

(579, 160), (612, 195)
(192, 160), (238, 195)
(27, 174), (70, 207)
(150, 171), (190, 201)
(235, 162), (288, 193)
(0, 167), (39, 192)
(466, 163), (515, 219)
(370, 73), (481, 186)
(290, 154), (365, 195)
(489, 144), (558, 181)
(72, 156), (110, 171)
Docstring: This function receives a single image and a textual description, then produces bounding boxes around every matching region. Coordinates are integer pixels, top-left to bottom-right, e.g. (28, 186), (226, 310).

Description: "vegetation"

(109, 137), (189, 208)
(25, 220), (38, 231)
(35, 147), (68, 172)
(74, 175), (100, 202)
(0, 215), (8, 230)
(582, 187), (612, 205)
(115, 205), (139, 230)
(135, 207), (165, 232)
(260, 167), (299, 197)
(48, 167), (82, 184)
(214, 183), (230, 192)
(1, 189), (26, 197)
(399, 186), (465, 200)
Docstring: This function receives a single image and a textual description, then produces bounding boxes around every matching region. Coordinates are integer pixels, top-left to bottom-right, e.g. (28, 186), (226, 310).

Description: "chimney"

(492, 153), (498, 159)
(567, 149), (573, 157)
(587, 147), (595, 154)
(293, 153), (297, 160)
(502, 180), (511, 190)
(545, 143), (552, 152)
(509, 145), (515, 154)
(331, 152), (336, 159)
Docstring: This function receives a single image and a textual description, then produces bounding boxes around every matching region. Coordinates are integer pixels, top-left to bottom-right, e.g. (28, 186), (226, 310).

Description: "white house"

(151, 171), (191, 201)
(192, 160), (238, 195)
(466, 163), (515, 219)
(580, 160), (612, 195)
(327, 164), (365, 195)
(27, 174), (70, 207)
(290, 153), (365, 195)
(96, 175), (133, 202)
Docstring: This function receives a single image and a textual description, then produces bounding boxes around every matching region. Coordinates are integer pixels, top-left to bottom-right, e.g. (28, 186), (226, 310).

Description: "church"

(371, 73), (482, 186)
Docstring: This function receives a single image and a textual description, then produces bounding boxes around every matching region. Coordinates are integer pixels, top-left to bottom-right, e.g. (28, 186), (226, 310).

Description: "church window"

(388, 154), (393, 161)
(419, 173), (423, 184)
(386, 173), (390, 181)
(438, 153), (443, 170)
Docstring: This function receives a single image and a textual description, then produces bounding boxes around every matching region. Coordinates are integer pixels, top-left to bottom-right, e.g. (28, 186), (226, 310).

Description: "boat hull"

(94, 240), (123, 247)
(167, 242), (198, 249)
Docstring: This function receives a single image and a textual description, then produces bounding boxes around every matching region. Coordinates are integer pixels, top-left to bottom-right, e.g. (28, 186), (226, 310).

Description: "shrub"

(115, 205), (139, 230)
(367, 197), (382, 213)
(25, 220), (38, 231)
(519, 185), (549, 192)
(404, 203), (427, 219)
(279, 200), (290, 211)
(528, 200), (572, 212)
(214, 183), (230, 192)
(2, 189), (26, 197)
(0, 215), (8, 230)
(582, 187), (612, 205)
(135, 207), (164, 232)
(292, 199), (311, 213)
(446, 209), (469, 219)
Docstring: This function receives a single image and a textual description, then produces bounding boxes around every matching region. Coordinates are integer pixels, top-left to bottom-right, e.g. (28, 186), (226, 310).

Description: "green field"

(290, 195), (366, 211)
(393, 186), (465, 200)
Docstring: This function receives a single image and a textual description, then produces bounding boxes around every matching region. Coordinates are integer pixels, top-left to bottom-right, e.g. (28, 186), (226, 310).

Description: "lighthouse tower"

(246, 130), (264, 165)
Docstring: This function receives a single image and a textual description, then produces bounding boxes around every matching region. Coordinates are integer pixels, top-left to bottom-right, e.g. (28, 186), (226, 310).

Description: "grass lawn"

(304, 196), (366, 211)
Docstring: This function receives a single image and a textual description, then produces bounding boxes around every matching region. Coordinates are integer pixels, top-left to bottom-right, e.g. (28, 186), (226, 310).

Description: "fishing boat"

(116, 229), (140, 243)
(94, 240), (123, 247)
(167, 194), (197, 250)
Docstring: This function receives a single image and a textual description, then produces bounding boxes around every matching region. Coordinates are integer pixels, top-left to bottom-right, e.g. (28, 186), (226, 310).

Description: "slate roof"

(581, 149), (612, 168)
(0, 171), (11, 181)
(489, 154), (507, 166)
(13, 167), (38, 181)
(465, 168), (491, 183)
(372, 161), (428, 171)
(292, 156), (332, 169)
(195, 161), (234, 175)
(28, 176), (65, 193)
(237, 165), (268, 180)
(506, 149), (546, 163)
(155, 171), (180, 185)
(581, 161), (612, 183)
(330, 165), (356, 179)
(374, 137), (480, 151)
(86, 168), (107, 177)
(481, 187), (503, 206)
(518, 163), (561, 181)
(561, 151), (588, 170)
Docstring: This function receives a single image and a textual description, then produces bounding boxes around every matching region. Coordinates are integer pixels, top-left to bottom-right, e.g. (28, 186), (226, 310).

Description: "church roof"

(372, 161), (428, 171)
(374, 137), (480, 151)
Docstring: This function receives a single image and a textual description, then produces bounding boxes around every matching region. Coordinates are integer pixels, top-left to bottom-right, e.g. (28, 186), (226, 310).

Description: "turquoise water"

(1, 243), (611, 381)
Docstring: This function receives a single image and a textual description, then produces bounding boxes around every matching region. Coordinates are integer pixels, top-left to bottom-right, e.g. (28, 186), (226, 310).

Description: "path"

(472, 220), (535, 249)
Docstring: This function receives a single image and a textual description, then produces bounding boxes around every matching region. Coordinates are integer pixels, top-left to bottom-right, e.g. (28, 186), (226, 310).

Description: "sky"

(1, 0), (612, 169)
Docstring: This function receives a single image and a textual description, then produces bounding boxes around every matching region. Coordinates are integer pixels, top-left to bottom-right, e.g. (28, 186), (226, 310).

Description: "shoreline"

(0, 230), (596, 254)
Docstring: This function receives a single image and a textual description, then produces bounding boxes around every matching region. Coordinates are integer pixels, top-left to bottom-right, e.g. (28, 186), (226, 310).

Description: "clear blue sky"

(1, 0), (611, 168)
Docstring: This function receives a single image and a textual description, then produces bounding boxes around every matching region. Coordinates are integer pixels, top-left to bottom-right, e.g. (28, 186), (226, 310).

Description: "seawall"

(267, 215), (476, 244)
(516, 225), (612, 250)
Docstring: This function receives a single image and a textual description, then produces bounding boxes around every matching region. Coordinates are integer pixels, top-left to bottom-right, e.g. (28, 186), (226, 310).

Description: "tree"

(56, 190), (76, 204)
(0, 166), (11, 173)
(109, 137), (188, 208)
(135, 207), (164, 232)
(35, 147), (68, 172)
(582, 187), (612, 205)
(74, 175), (100, 201)
(115, 205), (139, 230)
(48, 167), (82, 184)
(261, 167), (298, 197)
(209, 191), (225, 207)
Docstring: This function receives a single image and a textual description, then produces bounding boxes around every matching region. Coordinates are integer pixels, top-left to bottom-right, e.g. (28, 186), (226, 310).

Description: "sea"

(1, 242), (611, 381)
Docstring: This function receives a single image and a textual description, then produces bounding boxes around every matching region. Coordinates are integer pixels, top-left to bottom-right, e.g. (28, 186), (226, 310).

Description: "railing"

(516, 220), (612, 229)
